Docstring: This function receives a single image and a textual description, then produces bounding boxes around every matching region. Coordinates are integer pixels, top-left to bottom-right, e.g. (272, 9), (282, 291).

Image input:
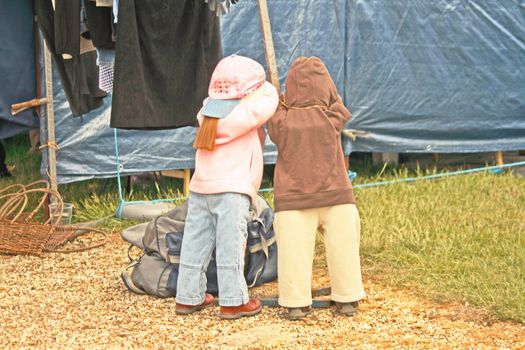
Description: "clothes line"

(114, 118), (523, 217)
(257, 161), (525, 193)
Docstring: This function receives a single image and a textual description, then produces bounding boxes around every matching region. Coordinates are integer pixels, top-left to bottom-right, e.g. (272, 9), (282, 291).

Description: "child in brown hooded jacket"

(268, 57), (365, 320)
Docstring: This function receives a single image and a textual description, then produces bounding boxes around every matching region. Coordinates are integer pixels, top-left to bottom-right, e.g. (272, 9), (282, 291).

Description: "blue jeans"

(176, 192), (250, 306)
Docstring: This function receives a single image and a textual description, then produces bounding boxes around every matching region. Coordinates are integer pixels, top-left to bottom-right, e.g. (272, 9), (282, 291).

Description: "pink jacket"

(190, 82), (279, 203)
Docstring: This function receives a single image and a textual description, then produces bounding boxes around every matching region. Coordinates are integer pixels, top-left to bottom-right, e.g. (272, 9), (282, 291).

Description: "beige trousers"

(274, 204), (366, 307)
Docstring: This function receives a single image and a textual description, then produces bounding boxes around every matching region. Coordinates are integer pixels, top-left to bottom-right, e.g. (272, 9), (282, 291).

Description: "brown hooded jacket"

(268, 57), (355, 212)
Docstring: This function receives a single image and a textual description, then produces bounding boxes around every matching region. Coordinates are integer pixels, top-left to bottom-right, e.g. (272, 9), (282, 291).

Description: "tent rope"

(113, 127), (525, 216)
(259, 161), (525, 193)
(39, 140), (60, 151)
(113, 128), (184, 218)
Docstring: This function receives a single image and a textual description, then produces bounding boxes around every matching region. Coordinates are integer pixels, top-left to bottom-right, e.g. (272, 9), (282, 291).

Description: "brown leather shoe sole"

(219, 303), (262, 320)
(176, 295), (215, 315)
(176, 302), (214, 315)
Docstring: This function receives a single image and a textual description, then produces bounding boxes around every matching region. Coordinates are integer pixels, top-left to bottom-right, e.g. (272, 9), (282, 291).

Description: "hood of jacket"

(283, 56), (339, 108)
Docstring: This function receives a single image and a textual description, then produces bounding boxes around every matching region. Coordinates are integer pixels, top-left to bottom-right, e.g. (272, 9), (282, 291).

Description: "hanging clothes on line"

(35, 0), (107, 117)
(95, 0), (113, 7)
(112, 0), (119, 23)
(205, 0), (239, 17)
(97, 48), (114, 93)
(75, 0), (117, 94)
(83, 0), (115, 49)
(83, 0), (116, 93)
(53, 0), (81, 56)
(109, 1), (238, 25)
(110, 0), (222, 130)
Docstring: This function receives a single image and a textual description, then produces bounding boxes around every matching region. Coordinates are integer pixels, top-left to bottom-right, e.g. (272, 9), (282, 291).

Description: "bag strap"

(167, 255), (180, 264)
(127, 244), (135, 262)
(247, 220), (276, 257)
(246, 265), (263, 288)
(120, 260), (146, 295)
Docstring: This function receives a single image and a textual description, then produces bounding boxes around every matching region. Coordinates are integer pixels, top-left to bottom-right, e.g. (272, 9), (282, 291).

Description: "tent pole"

(495, 151), (504, 166)
(257, 0), (280, 93)
(43, 38), (58, 192)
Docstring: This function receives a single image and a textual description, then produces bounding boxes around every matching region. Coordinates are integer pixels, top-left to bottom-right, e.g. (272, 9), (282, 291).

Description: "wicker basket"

(0, 181), (104, 256)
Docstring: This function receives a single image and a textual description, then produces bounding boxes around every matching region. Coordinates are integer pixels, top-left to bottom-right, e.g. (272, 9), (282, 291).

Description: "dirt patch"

(219, 324), (292, 348)
(0, 232), (523, 349)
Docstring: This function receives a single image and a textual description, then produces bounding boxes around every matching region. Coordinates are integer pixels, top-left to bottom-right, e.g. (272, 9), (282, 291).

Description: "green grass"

(2, 135), (525, 323)
(1, 134), (188, 229)
(356, 169), (525, 323)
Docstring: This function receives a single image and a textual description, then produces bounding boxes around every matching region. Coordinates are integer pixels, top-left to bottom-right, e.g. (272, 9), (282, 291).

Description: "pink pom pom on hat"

(201, 55), (266, 119)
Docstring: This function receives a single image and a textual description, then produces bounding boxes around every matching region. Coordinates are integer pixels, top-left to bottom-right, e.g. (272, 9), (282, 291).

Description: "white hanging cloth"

(205, 0), (236, 17)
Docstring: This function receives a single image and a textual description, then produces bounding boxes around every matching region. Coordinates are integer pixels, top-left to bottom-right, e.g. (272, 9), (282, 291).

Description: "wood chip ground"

(1, 232), (524, 349)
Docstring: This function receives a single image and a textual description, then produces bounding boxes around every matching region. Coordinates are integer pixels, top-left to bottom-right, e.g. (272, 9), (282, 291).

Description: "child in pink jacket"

(175, 55), (278, 319)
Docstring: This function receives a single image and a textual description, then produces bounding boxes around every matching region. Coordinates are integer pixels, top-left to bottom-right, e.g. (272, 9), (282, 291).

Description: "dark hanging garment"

(84, 0), (115, 49)
(34, 0), (107, 117)
(53, 0), (81, 56)
(110, 0), (222, 130)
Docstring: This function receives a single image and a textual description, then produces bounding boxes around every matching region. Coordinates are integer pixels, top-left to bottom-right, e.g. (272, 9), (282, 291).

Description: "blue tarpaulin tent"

(0, 1), (39, 139)
(1, 0), (524, 184)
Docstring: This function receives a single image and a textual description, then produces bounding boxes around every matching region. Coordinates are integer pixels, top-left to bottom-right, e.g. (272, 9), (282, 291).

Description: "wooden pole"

(11, 98), (49, 115)
(160, 169), (191, 197)
(30, 21), (43, 153)
(495, 151), (504, 166)
(257, 0), (280, 93)
(183, 169), (191, 197)
(43, 39), (58, 193)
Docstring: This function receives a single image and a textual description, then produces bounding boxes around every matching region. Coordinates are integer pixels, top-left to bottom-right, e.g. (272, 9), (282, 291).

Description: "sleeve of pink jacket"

(267, 104), (286, 146)
(214, 82), (279, 145)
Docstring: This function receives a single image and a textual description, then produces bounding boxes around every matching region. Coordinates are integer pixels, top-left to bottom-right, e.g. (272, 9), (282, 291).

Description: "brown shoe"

(335, 301), (359, 316)
(176, 293), (215, 315)
(219, 298), (262, 320)
(285, 306), (312, 320)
